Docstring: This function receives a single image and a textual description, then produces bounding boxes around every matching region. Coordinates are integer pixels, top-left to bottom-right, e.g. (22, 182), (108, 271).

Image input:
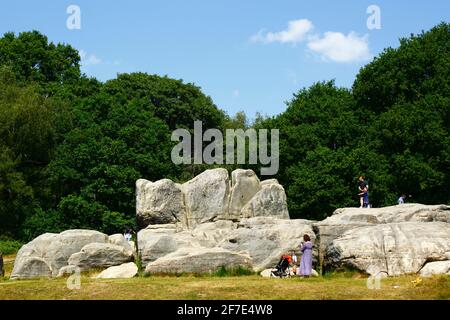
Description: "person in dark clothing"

(358, 176), (369, 208)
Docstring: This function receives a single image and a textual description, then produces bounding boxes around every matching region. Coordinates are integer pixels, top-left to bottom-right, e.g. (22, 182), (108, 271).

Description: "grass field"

(1, 255), (449, 300)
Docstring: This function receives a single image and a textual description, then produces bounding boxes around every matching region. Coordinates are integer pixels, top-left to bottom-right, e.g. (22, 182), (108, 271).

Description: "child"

(291, 250), (298, 275)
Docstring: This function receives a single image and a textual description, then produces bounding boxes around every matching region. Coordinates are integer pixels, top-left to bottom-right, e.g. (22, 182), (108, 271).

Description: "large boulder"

(135, 169), (291, 229)
(138, 233), (178, 267)
(11, 230), (108, 279)
(228, 169), (261, 220)
(137, 221), (234, 267)
(419, 261), (450, 277)
(144, 247), (252, 274)
(324, 222), (450, 276)
(11, 257), (52, 279)
(136, 178), (185, 228)
(218, 217), (316, 271)
(190, 220), (236, 247)
(137, 216), (315, 272)
(240, 183), (289, 219)
(109, 234), (136, 257)
(96, 262), (138, 279)
(68, 243), (134, 270)
(314, 204), (450, 268)
(137, 224), (179, 267)
(260, 179), (280, 187)
(329, 204), (449, 224)
(182, 168), (230, 227)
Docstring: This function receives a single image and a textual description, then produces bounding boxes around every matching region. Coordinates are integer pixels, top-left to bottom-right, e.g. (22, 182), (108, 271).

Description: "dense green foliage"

(0, 236), (22, 255)
(257, 22), (449, 219)
(0, 23), (448, 240)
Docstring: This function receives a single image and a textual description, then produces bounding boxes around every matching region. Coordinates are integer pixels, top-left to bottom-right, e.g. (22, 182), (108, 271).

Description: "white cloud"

(307, 32), (372, 62)
(79, 50), (102, 66)
(251, 19), (373, 63)
(251, 19), (313, 44)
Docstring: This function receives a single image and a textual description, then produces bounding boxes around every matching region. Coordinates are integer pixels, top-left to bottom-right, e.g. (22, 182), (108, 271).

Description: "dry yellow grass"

(1, 254), (449, 300)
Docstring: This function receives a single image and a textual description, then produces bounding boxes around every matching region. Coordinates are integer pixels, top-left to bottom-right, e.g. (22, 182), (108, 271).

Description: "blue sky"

(1, 1), (448, 118)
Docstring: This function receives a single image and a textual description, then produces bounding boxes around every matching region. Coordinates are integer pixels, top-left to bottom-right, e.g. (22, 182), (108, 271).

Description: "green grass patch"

(1, 274), (449, 300)
(213, 266), (255, 277)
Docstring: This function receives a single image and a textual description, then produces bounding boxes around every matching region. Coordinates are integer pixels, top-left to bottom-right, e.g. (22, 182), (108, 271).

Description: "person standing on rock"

(124, 228), (133, 242)
(299, 234), (313, 277)
(397, 194), (406, 204)
(357, 176), (369, 208)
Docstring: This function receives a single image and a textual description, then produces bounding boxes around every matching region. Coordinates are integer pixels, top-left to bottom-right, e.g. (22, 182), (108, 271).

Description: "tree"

(102, 73), (226, 130)
(0, 145), (34, 237)
(354, 22), (449, 205)
(353, 22), (449, 116)
(0, 66), (69, 237)
(46, 97), (174, 232)
(0, 30), (80, 85)
(2, 24), (449, 239)
(258, 81), (360, 219)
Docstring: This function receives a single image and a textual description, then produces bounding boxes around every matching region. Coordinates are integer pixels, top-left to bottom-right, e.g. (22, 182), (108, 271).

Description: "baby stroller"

(270, 254), (292, 278)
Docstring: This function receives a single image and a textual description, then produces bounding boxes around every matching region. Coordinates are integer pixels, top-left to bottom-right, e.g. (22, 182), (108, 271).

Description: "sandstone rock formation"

(68, 243), (134, 270)
(11, 230), (108, 279)
(324, 222), (450, 276)
(144, 247), (252, 274)
(96, 262), (138, 279)
(138, 216), (315, 272)
(11, 230), (133, 279)
(11, 168), (450, 279)
(228, 169), (261, 220)
(108, 234), (137, 260)
(314, 204), (450, 268)
(138, 225), (180, 267)
(240, 183), (289, 219)
(218, 217), (315, 271)
(419, 261), (450, 277)
(182, 168), (230, 227)
(135, 168), (289, 230)
(136, 179), (185, 228)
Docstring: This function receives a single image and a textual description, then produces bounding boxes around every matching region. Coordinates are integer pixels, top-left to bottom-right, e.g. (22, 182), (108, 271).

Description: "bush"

(101, 211), (135, 235)
(20, 208), (65, 241)
(0, 236), (22, 254)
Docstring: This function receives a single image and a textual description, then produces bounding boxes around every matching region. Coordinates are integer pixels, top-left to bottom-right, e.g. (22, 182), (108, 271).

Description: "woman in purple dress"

(299, 234), (313, 277)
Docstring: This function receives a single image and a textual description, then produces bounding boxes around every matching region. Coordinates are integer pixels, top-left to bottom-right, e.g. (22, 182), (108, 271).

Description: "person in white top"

(124, 228), (132, 242)
(398, 194), (406, 204)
